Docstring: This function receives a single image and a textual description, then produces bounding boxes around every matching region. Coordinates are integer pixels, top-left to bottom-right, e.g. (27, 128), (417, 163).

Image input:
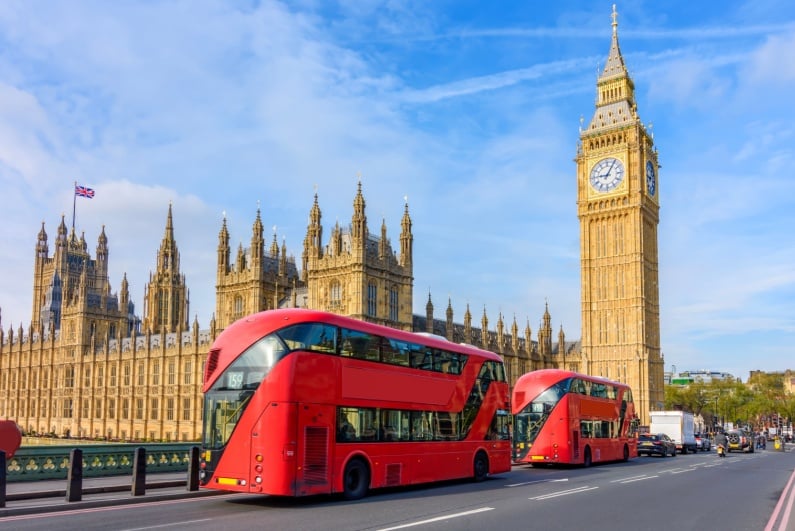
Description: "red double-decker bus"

(200, 308), (511, 499)
(512, 369), (638, 466)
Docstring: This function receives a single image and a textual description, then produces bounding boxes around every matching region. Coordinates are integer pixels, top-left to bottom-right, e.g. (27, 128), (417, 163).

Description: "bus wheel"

(473, 451), (489, 482)
(583, 447), (592, 468)
(622, 444), (629, 462)
(342, 458), (370, 500)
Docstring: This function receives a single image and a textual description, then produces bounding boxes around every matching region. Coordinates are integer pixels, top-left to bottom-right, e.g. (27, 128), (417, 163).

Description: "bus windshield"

(203, 334), (288, 449)
(514, 377), (571, 446)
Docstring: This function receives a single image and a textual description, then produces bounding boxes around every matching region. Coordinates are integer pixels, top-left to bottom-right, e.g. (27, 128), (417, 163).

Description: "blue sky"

(0, 1), (793, 381)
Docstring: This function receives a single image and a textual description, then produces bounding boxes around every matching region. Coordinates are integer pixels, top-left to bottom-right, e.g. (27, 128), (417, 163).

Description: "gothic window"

(123, 364), (131, 386)
(168, 360), (176, 385)
(110, 365), (117, 387)
(82, 399), (89, 418)
(65, 366), (75, 388)
(166, 398), (175, 420)
(183, 398), (191, 421)
(84, 367), (91, 387)
(330, 282), (341, 308)
(184, 360), (192, 385)
(152, 361), (160, 385)
(367, 283), (377, 317)
(138, 362), (145, 385)
(63, 398), (73, 418)
(389, 288), (399, 322)
(234, 295), (244, 320)
(122, 398), (129, 420)
(97, 366), (104, 387)
(151, 398), (159, 420)
(135, 398), (144, 420)
(159, 289), (167, 328)
(94, 399), (102, 418)
(108, 398), (116, 420)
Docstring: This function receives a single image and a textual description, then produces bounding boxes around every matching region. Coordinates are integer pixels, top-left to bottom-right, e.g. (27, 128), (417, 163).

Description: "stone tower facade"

(303, 183), (414, 331)
(31, 215), (136, 341)
(2, 209), (206, 441)
(575, 7), (665, 423)
(215, 207), (301, 330)
(143, 204), (190, 334)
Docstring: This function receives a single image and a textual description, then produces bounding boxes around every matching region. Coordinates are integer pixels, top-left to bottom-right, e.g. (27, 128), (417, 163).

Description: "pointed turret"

(96, 225), (109, 276)
(585, 5), (638, 132)
(399, 200), (412, 267)
(251, 207), (264, 267)
(217, 215), (230, 275)
(425, 292), (433, 333)
(36, 222), (48, 259)
(446, 298), (454, 341)
(464, 304), (472, 344)
(143, 204), (189, 334)
(351, 181), (367, 246)
(379, 218), (388, 259)
(481, 307), (489, 350)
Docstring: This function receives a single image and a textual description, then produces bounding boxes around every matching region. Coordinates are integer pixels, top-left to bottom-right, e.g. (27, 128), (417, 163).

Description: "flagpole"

(72, 180), (77, 231)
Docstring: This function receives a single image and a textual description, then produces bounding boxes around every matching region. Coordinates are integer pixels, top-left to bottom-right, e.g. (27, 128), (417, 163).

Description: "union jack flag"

(75, 184), (95, 198)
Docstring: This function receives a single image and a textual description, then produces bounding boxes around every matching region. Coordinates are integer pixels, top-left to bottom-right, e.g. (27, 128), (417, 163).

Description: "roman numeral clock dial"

(589, 157), (625, 193)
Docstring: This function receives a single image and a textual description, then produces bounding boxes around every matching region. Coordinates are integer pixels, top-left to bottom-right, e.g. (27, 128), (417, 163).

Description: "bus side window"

(382, 339), (409, 366)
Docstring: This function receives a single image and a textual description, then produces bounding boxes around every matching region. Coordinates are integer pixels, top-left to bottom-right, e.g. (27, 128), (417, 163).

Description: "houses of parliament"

(0, 9), (664, 441)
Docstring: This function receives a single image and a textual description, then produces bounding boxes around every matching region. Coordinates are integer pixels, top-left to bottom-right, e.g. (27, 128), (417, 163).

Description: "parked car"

(638, 433), (677, 457)
(695, 433), (711, 452)
(727, 429), (755, 453)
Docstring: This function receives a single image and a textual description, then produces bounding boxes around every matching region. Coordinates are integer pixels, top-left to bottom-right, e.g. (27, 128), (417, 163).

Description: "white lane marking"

(121, 519), (212, 531)
(506, 478), (568, 487)
(377, 507), (494, 531)
(619, 475), (658, 484)
(529, 486), (598, 500)
(611, 474), (650, 483)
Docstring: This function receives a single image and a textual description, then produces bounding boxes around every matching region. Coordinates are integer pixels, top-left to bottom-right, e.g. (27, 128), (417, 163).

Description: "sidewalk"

(1, 472), (223, 517)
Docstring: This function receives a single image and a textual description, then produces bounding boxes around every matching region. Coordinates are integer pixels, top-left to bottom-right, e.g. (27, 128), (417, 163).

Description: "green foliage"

(665, 374), (792, 429)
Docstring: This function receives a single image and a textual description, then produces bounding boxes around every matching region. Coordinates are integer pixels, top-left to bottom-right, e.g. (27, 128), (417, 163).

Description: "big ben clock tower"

(576, 6), (664, 424)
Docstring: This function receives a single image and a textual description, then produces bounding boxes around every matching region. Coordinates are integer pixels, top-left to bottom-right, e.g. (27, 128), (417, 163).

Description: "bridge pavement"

(1, 472), (222, 517)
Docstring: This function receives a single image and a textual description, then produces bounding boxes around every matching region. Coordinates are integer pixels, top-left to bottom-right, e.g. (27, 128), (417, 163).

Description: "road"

(2, 449), (794, 531)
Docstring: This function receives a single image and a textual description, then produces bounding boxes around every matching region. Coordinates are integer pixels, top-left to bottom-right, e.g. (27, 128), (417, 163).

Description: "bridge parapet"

(4, 443), (196, 482)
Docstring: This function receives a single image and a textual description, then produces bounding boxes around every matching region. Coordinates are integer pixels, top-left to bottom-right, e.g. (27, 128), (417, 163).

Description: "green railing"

(5, 443), (197, 482)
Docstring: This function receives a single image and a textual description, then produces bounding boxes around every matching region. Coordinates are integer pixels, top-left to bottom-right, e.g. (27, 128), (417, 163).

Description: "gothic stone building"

(0, 10), (665, 438)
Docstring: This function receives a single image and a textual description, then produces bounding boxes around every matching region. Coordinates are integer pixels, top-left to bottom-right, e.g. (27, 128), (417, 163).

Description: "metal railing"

(4, 443), (196, 482)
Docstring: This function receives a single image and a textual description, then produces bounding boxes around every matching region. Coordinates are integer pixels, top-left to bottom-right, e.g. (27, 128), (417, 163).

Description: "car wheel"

(671, 448), (677, 457)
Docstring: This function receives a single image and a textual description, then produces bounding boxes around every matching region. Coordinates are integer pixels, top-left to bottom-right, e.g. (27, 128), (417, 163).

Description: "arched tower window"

(367, 283), (377, 317)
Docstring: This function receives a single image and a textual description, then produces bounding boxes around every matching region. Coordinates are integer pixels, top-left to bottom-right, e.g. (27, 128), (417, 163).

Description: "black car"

(638, 433), (677, 457)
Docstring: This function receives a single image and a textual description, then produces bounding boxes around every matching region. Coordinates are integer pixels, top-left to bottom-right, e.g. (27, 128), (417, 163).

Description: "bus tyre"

(342, 458), (370, 500)
(583, 447), (592, 468)
(473, 451), (489, 482)
(622, 444), (629, 462)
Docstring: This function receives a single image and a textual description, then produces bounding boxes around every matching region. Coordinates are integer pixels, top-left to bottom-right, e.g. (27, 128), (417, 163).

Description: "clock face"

(646, 161), (656, 196)
(589, 157), (625, 193)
